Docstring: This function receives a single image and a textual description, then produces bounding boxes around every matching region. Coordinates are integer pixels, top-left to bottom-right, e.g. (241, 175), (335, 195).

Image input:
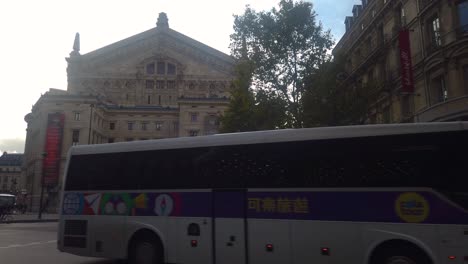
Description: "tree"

(252, 90), (288, 130)
(220, 58), (288, 133)
(219, 58), (257, 133)
(230, 0), (334, 128)
(302, 56), (382, 127)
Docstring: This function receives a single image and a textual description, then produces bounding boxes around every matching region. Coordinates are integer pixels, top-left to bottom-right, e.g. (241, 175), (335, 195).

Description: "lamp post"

(38, 152), (48, 220)
(88, 104), (94, 144)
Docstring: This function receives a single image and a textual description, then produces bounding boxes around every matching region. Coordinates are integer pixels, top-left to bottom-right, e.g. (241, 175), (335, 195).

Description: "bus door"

(213, 189), (248, 264)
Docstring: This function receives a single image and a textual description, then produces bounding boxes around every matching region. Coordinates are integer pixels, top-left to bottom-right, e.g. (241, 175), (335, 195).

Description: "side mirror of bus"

(187, 223), (200, 236)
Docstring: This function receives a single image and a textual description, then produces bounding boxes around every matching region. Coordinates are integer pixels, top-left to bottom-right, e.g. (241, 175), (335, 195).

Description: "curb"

(1, 219), (58, 224)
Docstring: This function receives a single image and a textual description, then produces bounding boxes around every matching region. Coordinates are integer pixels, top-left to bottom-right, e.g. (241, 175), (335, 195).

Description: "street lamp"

(38, 152), (47, 220)
(88, 104), (95, 144)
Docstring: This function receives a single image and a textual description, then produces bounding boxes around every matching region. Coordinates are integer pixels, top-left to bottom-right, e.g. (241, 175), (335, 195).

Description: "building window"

(155, 122), (163, 131)
(158, 95), (161, 105)
(382, 107), (391, 123)
(147, 95), (151, 105)
(432, 75), (448, 103)
(401, 95), (411, 117)
(141, 122), (148, 131)
(458, 0), (468, 32)
(189, 130), (199, 137)
(190, 113), (198, 122)
(167, 63), (176, 75)
(400, 6), (406, 26)
(146, 63), (155, 74)
(109, 122), (115, 130)
(430, 16), (442, 47)
(146, 80), (154, 89)
(368, 69), (374, 83)
(156, 80), (165, 89)
(208, 116), (217, 126)
(128, 122), (134, 131)
(189, 82), (195, 90)
(74, 112), (80, 121)
(72, 130), (80, 145)
(167, 80), (175, 89)
(108, 138), (115, 143)
(157, 61), (165, 74)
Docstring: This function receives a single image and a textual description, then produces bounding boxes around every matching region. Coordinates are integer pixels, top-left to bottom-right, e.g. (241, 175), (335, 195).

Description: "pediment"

(67, 27), (235, 78)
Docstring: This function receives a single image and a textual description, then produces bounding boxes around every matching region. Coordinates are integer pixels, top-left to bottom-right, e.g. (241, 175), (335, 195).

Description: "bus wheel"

(128, 232), (163, 264)
(370, 240), (432, 264)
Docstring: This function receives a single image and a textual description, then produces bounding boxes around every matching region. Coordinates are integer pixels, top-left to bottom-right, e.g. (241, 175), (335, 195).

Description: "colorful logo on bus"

(62, 193), (84, 215)
(154, 194), (173, 216)
(395, 192), (429, 223)
(100, 193), (133, 215)
(83, 193), (102, 215)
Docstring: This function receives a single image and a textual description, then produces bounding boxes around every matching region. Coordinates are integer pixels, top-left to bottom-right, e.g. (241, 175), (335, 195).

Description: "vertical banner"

(43, 113), (65, 186)
(399, 29), (415, 93)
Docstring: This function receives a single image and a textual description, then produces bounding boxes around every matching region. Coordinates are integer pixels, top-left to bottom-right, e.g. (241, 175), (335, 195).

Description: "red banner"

(399, 30), (415, 93)
(42, 113), (65, 186)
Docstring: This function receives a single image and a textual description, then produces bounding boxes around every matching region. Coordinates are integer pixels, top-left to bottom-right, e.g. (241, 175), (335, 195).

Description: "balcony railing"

(419, 0), (435, 11)
(416, 95), (468, 122)
(426, 25), (468, 56)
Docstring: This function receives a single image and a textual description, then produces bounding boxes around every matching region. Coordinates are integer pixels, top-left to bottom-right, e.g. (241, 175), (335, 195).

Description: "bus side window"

(201, 146), (247, 189)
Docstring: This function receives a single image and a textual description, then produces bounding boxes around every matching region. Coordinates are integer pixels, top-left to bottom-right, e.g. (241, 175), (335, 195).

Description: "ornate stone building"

(22, 13), (235, 211)
(0, 152), (23, 194)
(333, 0), (468, 123)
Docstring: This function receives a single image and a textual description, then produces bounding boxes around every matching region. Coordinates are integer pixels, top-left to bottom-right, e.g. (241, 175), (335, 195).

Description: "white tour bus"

(58, 122), (468, 264)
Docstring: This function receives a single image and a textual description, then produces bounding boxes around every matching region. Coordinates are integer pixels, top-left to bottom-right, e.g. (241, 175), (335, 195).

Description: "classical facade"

(0, 152), (23, 194)
(22, 13), (235, 211)
(333, 0), (468, 123)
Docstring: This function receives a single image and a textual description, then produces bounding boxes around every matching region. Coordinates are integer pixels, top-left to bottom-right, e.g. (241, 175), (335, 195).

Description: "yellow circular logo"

(395, 192), (430, 223)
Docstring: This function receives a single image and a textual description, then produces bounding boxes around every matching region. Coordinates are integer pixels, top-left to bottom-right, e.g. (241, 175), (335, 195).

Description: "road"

(0, 222), (116, 264)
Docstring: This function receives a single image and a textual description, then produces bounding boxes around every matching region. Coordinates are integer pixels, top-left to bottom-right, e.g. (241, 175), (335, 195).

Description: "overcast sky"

(0, 0), (360, 153)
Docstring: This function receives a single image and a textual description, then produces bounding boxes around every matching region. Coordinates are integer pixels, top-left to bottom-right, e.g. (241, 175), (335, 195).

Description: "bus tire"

(369, 240), (432, 264)
(128, 230), (164, 264)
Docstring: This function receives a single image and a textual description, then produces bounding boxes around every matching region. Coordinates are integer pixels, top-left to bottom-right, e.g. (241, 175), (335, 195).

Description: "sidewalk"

(1, 212), (59, 224)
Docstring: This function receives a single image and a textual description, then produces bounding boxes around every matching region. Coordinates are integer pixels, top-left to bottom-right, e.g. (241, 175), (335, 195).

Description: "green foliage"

(230, 0), (334, 128)
(302, 56), (381, 127)
(219, 59), (256, 133)
(252, 90), (288, 130)
(220, 59), (287, 133)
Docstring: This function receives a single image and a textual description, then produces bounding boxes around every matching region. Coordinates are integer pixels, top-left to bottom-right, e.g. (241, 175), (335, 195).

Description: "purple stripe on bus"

(62, 191), (468, 225)
(214, 191), (246, 218)
(246, 191), (468, 224)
